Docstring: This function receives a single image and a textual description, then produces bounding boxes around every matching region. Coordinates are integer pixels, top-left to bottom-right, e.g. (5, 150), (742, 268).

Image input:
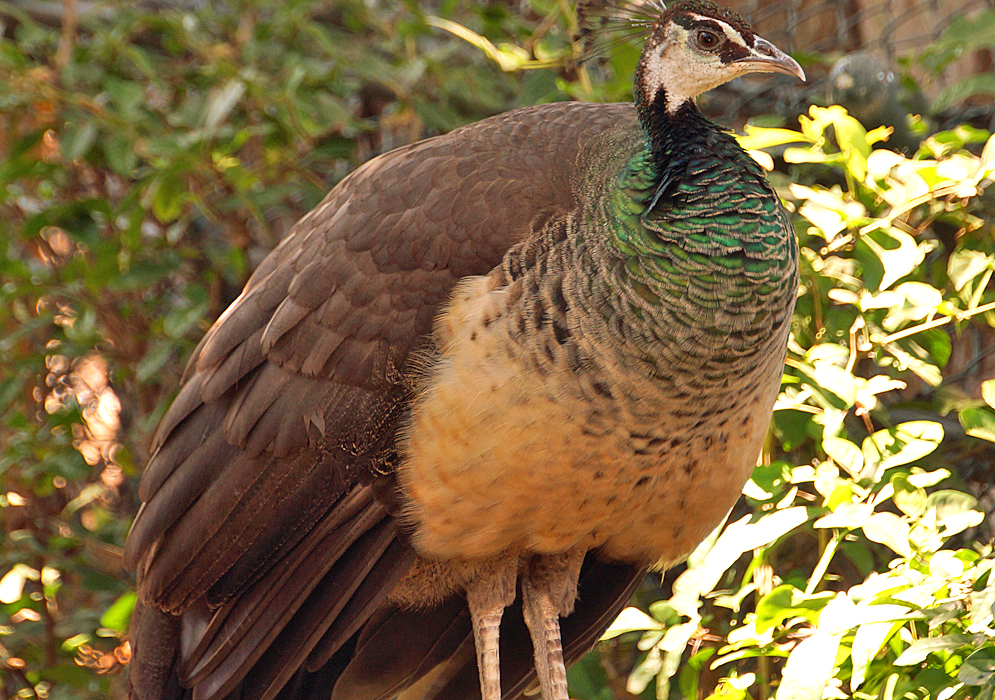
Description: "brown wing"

(126, 101), (638, 700)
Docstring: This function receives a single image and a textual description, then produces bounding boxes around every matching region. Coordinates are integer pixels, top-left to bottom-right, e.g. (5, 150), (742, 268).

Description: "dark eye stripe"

(719, 43), (751, 63)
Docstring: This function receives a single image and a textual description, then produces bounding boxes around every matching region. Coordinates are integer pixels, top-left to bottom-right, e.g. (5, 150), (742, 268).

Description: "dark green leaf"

(61, 120), (98, 161)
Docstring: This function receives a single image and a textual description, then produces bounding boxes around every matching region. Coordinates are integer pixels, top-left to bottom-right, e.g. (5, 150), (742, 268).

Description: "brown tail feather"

(181, 499), (388, 687)
(236, 530), (413, 700)
(324, 596), (471, 699)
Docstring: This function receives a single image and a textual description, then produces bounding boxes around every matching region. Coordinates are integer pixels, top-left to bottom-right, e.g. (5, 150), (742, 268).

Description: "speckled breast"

(397, 252), (791, 568)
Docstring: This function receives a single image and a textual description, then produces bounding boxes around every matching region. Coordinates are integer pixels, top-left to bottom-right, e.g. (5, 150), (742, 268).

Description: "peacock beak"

(737, 37), (806, 81)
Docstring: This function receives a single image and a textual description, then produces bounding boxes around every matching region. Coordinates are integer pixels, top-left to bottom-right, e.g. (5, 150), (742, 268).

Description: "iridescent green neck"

(609, 101), (788, 262)
(592, 101), (797, 347)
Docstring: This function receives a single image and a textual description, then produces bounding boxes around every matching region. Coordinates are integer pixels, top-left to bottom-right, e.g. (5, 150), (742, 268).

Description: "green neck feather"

(592, 100), (797, 352)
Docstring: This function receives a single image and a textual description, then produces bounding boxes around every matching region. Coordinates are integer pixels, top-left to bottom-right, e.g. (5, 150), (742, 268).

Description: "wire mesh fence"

(702, 0), (995, 125)
(742, 0), (991, 57)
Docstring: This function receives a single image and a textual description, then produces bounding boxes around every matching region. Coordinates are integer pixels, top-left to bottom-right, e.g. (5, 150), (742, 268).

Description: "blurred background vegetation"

(1, 0), (994, 698)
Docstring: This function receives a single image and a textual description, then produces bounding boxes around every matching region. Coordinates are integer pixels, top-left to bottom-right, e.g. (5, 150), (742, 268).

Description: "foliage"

(1, 2), (993, 700)
(598, 108), (995, 699)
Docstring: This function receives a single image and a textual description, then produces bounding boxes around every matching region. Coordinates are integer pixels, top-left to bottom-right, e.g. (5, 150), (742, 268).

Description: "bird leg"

(521, 549), (586, 700)
(466, 553), (520, 700)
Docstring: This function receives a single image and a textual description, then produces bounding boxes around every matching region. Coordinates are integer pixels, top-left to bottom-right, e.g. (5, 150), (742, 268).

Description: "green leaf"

(861, 421), (944, 478)
(628, 645), (663, 695)
(150, 172), (188, 223)
(823, 437), (863, 478)
(790, 184), (865, 240)
(0, 565), (27, 604)
(894, 634), (973, 665)
(774, 599), (845, 700)
(906, 468), (951, 488)
(754, 585), (834, 634)
(948, 249), (994, 292)
(854, 234), (886, 295)
(961, 407), (995, 443)
(136, 340), (175, 383)
(784, 147), (838, 166)
(602, 607), (663, 640)
(913, 327), (952, 370)
(883, 341), (943, 387)
(925, 490), (984, 535)
(426, 16), (531, 72)
(61, 120), (98, 161)
(861, 512), (911, 558)
(934, 73), (995, 114)
(748, 461), (792, 500)
(851, 620), (902, 691)
(61, 633), (91, 651)
(813, 363), (857, 407)
(648, 601), (681, 626)
(669, 508), (808, 616)
(203, 79), (247, 132)
(983, 380), (995, 410)
(981, 133), (995, 179)
(37, 663), (95, 688)
(860, 227), (924, 292)
(832, 113), (871, 180)
(890, 474), (927, 518)
(814, 502), (873, 529)
(163, 292), (209, 339)
(737, 126), (808, 150)
(960, 648), (995, 686)
(921, 9), (995, 66)
(928, 550), (965, 578)
(103, 132), (139, 176)
(104, 76), (145, 120)
(99, 591), (137, 632)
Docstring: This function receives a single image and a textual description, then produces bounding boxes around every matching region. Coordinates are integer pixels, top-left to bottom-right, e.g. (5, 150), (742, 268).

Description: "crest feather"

(576, 0), (668, 60)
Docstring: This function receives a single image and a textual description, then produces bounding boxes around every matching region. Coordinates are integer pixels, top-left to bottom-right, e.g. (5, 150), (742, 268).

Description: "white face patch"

(639, 17), (751, 113)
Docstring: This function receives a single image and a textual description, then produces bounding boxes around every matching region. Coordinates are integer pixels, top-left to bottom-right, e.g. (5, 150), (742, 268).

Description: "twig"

(33, 558), (58, 666)
(879, 300), (995, 345)
(55, 0), (77, 69)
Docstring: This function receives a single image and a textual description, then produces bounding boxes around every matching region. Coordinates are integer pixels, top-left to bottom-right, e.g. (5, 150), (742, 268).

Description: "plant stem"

(879, 300), (995, 345)
(805, 531), (842, 595)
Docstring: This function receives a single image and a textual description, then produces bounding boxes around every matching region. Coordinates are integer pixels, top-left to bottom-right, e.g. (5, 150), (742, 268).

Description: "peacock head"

(631, 0), (805, 114)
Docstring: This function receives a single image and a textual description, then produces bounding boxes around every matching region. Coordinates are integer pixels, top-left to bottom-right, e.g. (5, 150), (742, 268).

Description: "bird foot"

(466, 549), (585, 700)
(466, 553), (520, 700)
(521, 549), (585, 700)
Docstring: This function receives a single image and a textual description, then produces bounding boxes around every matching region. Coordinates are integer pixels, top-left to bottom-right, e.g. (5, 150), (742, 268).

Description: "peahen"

(125, 2), (804, 699)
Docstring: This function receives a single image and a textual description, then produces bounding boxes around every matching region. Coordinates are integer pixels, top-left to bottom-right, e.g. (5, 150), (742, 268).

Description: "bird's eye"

(694, 30), (720, 51)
